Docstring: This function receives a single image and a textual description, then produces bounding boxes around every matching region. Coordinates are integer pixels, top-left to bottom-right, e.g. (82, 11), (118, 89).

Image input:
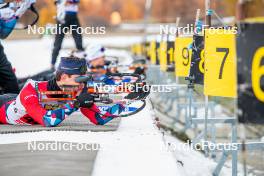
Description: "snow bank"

(92, 103), (181, 176)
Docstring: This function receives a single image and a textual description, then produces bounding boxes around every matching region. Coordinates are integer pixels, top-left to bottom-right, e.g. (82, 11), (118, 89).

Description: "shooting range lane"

(0, 112), (121, 134)
(0, 142), (98, 176)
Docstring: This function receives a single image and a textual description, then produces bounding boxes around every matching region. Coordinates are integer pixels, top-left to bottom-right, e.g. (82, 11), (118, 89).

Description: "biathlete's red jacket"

(0, 79), (123, 127)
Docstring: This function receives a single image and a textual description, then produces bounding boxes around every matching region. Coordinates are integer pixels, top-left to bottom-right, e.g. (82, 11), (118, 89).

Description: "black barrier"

(167, 41), (175, 72)
(145, 42), (151, 61)
(189, 35), (204, 84)
(156, 42), (160, 65)
(237, 22), (264, 124)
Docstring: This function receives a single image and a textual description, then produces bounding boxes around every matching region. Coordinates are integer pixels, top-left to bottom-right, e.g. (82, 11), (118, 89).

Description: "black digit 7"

(182, 47), (189, 66)
(216, 48), (229, 79)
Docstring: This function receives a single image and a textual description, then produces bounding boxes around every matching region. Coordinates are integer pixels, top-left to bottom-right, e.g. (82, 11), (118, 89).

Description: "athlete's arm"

(80, 103), (124, 125)
(20, 83), (77, 127)
(77, 88), (124, 125)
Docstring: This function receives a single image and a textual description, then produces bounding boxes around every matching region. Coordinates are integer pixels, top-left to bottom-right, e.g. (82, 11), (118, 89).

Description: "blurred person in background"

(74, 43), (146, 80)
(73, 44), (115, 75)
(84, 44), (142, 86)
(51, 0), (84, 69)
(73, 44), (123, 85)
(0, 0), (35, 94)
(85, 44), (108, 74)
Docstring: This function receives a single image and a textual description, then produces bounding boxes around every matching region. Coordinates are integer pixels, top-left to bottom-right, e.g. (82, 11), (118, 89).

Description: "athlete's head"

(56, 57), (87, 91)
(86, 44), (106, 74)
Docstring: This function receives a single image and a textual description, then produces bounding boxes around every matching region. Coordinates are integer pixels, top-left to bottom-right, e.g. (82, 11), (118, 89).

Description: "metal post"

(174, 17), (181, 123)
(210, 104), (216, 159)
(239, 123), (247, 176)
(232, 18), (239, 173)
(241, 131), (247, 176)
(231, 119), (238, 176)
(204, 95), (209, 157)
(188, 83), (193, 127)
(205, 0), (212, 27)
(236, 0), (246, 21)
(204, 0), (212, 158)
(143, 0), (152, 43)
(195, 9), (201, 24)
(175, 17), (180, 85)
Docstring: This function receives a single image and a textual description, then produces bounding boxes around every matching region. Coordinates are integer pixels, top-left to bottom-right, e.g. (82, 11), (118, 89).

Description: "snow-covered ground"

(0, 37), (239, 176)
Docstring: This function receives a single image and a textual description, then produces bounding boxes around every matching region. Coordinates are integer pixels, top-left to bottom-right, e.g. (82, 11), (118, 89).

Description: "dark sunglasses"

(89, 65), (106, 69)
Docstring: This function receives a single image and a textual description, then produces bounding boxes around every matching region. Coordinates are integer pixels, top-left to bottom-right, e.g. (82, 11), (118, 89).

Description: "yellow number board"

(174, 37), (193, 77)
(204, 29), (237, 98)
(150, 40), (157, 65)
(160, 41), (167, 71)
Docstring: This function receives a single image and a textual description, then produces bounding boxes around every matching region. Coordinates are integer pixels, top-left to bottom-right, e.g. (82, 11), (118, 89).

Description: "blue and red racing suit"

(0, 79), (124, 127)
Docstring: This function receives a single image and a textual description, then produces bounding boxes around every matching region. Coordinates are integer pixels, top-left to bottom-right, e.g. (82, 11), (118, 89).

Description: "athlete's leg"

(0, 43), (19, 94)
(71, 15), (84, 51)
(51, 23), (66, 66)
(17, 69), (55, 89)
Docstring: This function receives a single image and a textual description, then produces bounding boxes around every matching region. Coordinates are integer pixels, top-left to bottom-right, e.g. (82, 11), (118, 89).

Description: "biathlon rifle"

(38, 73), (150, 117)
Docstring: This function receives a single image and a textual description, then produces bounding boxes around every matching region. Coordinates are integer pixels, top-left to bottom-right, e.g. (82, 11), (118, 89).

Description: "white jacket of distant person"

(0, 0), (35, 19)
(55, 0), (79, 24)
(0, 0), (36, 39)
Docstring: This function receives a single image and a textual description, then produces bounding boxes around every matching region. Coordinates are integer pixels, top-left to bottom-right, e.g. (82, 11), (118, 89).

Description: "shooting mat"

(0, 112), (121, 134)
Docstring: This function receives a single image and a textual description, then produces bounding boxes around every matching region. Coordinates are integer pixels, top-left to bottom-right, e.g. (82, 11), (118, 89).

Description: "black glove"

(77, 91), (94, 108)
(125, 83), (151, 100)
(134, 67), (145, 75)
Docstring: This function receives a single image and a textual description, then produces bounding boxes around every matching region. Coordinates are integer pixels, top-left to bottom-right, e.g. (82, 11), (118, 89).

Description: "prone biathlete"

(83, 44), (150, 100)
(0, 57), (125, 127)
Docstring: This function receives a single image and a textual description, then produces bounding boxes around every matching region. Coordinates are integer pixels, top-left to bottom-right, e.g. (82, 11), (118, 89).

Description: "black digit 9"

(182, 47), (190, 66)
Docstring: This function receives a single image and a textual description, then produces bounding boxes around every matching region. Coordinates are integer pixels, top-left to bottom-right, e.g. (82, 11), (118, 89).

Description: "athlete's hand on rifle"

(134, 66), (145, 75)
(125, 82), (151, 100)
(76, 88), (94, 108)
